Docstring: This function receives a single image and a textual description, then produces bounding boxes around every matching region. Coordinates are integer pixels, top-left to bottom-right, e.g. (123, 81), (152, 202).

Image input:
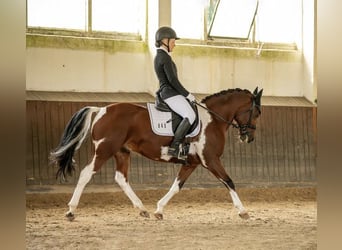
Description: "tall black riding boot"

(168, 118), (191, 158)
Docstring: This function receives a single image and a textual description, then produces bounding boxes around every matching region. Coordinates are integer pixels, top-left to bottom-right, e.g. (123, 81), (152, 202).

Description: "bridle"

(193, 98), (260, 135)
(234, 98), (260, 136)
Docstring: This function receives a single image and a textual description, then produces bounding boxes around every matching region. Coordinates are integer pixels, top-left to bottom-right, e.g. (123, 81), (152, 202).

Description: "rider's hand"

(186, 93), (196, 102)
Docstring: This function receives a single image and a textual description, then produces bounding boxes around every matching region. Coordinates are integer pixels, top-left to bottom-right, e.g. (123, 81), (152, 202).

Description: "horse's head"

(233, 87), (263, 143)
(200, 87), (263, 143)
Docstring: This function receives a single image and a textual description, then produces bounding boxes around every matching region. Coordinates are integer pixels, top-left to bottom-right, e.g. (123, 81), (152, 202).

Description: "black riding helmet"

(155, 26), (180, 51)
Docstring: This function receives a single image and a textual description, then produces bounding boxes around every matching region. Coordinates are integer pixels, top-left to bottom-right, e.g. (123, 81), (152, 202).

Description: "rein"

(193, 99), (258, 131)
(193, 101), (239, 129)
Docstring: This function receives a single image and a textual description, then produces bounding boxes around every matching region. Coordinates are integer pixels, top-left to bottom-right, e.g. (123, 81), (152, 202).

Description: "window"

(27, 0), (302, 45)
(208, 0), (258, 39)
(171, 0), (206, 40)
(255, 0), (301, 43)
(27, 0), (86, 30)
(172, 0), (302, 45)
(27, 0), (145, 35)
(91, 0), (144, 33)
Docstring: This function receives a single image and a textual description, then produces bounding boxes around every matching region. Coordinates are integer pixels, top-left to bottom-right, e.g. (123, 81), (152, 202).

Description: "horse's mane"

(201, 88), (251, 103)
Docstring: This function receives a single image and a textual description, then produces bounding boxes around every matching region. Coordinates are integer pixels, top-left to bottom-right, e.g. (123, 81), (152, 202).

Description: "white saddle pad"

(147, 103), (200, 137)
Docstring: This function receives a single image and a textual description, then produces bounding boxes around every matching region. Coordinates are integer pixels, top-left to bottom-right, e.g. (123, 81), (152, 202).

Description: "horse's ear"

(258, 88), (263, 97)
(255, 88), (263, 106)
(253, 87), (259, 96)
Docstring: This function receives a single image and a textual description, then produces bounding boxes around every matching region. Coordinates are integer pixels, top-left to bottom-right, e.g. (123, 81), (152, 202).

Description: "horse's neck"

(207, 95), (236, 115)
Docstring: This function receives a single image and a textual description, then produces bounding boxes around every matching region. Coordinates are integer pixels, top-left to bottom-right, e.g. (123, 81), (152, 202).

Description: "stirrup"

(167, 147), (188, 165)
(168, 145), (180, 157)
(168, 144), (189, 160)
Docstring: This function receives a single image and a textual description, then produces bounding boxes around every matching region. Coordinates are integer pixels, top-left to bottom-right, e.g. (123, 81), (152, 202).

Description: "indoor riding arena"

(26, 1), (317, 249)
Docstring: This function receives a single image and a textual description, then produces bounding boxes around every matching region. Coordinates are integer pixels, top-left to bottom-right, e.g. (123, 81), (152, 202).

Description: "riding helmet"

(155, 26), (180, 47)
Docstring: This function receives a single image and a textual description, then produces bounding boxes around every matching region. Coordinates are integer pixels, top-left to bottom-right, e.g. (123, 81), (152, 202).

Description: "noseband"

(194, 99), (260, 134)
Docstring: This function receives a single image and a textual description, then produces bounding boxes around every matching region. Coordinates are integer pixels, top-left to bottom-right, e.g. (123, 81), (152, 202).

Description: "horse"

(50, 87), (263, 221)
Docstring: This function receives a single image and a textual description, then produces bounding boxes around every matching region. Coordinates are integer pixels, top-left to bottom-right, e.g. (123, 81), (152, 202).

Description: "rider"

(154, 26), (196, 159)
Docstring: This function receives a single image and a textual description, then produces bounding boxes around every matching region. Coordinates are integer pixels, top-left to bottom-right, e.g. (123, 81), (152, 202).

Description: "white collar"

(157, 47), (171, 56)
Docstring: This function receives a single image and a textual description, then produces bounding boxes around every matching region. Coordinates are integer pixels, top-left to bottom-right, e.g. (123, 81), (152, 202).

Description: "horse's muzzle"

(239, 133), (254, 143)
(247, 136), (254, 143)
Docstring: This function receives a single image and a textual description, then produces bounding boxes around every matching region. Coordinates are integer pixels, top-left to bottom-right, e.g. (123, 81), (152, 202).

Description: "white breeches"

(164, 95), (196, 124)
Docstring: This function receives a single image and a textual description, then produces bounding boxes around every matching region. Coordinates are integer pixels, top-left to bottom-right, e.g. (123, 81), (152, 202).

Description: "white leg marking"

(155, 179), (180, 215)
(229, 188), (247, 214)
(115, 171), (146, 211)
(68, 161), (96, 213)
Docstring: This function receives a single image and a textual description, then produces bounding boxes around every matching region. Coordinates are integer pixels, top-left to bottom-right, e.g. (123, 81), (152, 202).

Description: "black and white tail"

(50, 106), (101, 180)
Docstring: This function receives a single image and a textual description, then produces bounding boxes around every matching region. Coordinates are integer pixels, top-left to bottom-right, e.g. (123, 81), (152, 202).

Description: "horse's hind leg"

(66, 141), (111, 221)
(114, 148), (149, 218)
(66, 157), (96, 221)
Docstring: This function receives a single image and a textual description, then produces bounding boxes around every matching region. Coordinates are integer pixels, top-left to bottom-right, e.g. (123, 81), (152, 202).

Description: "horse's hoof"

(66, 212), (75, 221)
(239, 211), (250, 220)
(154, 213), (163, 220)
(139, 211), (150, 218)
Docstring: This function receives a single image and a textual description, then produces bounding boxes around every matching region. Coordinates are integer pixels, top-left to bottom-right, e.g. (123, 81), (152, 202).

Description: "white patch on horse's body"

(115, 171), (146, 211)
(91, 107), (106, 131)
(91, 113), (107, 156)
(75, 107), (101, 150)
(155, 178), (180, 215)
(159, 104), (212, 163)
(191, 104), (212, 167)
(160, 146), (172, 161)
(93, 138), (105, 150)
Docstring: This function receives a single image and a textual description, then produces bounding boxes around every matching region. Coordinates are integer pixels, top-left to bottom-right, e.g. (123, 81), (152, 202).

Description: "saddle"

(147, 93), (201, 159)
(154, 93), (200, 135)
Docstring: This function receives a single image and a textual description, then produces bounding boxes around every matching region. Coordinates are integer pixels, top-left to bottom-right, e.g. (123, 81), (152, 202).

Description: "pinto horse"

(50, 87), (263, 221)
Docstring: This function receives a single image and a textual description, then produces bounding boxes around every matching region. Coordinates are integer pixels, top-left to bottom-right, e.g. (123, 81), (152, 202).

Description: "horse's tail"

(50, 106), (101, 180)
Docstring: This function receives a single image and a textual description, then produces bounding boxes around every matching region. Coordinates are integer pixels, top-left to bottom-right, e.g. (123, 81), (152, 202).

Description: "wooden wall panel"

(26, 101), (317, 187)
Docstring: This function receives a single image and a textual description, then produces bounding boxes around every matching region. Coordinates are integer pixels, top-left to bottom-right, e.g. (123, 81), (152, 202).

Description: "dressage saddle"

(154, 92), (199, 161)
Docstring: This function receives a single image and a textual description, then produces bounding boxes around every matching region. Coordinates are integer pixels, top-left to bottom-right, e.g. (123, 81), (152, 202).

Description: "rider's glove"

(186, 93), (196, 102)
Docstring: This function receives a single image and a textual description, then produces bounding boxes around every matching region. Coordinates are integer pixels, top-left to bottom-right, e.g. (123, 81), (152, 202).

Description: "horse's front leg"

(206, 158), (249, 219)
(154, 163), (197, 220)
(114, 149), (149, 218)
(228, 185), (249, 219)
